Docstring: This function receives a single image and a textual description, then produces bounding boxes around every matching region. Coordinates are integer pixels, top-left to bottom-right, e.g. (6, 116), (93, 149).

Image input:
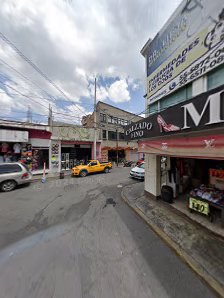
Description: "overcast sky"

(0, 0), (182, 124)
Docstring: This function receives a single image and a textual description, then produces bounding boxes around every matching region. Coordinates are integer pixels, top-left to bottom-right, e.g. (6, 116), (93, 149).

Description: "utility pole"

(116, 128), (119, 167)
(27, 105), (32, 123)
(93, 77), (97, 160)
(48, 104), (53, 131)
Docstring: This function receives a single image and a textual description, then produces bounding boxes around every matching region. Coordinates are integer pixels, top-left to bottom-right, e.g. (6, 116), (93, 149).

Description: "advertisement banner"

(146, 0), (224, 103)
(125, 85), (224, 141)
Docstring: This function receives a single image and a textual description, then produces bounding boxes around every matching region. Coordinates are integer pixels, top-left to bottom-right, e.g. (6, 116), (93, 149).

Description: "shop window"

(100, 113), (106, 123)
(160, 83), (192, 111)
(108, 131), (117, 140)
(0, 164), (22, 174)
(102, 130), (107, 140)
(119, 133), (124, 140)
(207, 64), (224, 91)
(148, 101), (159, 115)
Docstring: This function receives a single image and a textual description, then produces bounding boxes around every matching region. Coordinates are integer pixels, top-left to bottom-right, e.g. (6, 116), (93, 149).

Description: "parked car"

(0, 162), (33, 192)
(130, 162), (145, 180)
(72, 160), (112, 177)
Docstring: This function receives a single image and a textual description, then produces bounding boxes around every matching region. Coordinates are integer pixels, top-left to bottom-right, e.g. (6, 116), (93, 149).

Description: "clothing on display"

(1, 143), (9, 153)
(13, 143), (21, 153)
(190, 184), (224, 206)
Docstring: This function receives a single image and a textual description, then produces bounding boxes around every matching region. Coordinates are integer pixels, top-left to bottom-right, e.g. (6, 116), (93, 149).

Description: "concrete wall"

(144, 153), (161, 198)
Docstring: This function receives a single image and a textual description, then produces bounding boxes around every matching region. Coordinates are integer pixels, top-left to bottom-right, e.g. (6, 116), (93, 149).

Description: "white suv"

(0, 163), (33, 192)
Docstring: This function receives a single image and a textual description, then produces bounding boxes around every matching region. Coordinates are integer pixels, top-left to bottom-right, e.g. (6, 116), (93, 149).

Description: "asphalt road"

(0, 167), (215, 298)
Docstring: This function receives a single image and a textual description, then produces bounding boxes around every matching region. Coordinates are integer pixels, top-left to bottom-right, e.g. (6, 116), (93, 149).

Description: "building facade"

(82, 101), (143, 162)
(0, 120), (51, 174)
(50, 122), (101, 173)
(125, 0), (224, 227)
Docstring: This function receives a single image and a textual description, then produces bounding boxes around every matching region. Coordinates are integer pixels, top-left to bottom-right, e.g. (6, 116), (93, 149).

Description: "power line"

(0, 82), (82, 120)
(0, 59), (56, 101)
(0, 118), (85, 128)
(0, 31), (88, 116)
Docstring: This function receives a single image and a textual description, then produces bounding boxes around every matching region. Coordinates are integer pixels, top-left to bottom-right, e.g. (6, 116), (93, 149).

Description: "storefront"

(125, 85), (224, 227)
(101, 146), (141, 163)
(60, 141), (100, 170)
(0, 129), (30, 163)
(51, 125), (101, 172)
(0, 124), (51, 174)
(29, 129), (51, 172)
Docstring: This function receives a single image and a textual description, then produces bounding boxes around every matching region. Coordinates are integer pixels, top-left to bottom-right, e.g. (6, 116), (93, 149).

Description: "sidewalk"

(32, 170), (72, 182)
(122, 183), (224, 297)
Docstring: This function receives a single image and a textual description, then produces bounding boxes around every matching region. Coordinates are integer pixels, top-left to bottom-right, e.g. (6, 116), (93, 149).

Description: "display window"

(32, 148), (49, 171)
(160, 157), (224, 226)
(0, 142), (30, 163)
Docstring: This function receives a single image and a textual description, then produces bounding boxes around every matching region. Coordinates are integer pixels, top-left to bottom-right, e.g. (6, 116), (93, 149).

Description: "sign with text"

(125, 85), (224, 141)
(146, 0), (224, 103)
(189, 197), (209, 215)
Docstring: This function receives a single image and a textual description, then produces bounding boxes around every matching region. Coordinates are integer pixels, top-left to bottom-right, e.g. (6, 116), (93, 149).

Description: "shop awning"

(139, 134), (224, 159)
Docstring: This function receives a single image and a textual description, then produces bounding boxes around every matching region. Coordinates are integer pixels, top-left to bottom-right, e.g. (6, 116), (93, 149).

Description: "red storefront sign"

(139, 134), (224, 159)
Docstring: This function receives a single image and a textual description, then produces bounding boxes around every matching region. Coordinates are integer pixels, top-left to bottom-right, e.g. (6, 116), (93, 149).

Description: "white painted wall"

(144, 153), (161, 197)
(192, 75), (207, 97)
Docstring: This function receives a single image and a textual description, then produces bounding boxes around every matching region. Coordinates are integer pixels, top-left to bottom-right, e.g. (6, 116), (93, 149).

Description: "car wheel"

(1, 180), (17, 192)
(80, 171), (87, 177)
(104, 167), (109, 173)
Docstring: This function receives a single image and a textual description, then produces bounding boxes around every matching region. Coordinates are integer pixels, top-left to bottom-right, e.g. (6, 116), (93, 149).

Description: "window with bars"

(119, 133), (125, 140)
(108, 131), (117, 140)
(100, 113), (106, 123)
(102, 130), (107, 139)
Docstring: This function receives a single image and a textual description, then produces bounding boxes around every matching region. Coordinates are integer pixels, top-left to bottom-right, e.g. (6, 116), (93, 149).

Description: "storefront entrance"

(161, 156), (224, 227)
(108, 149), (125, 162)
(61, 145), (92, 170)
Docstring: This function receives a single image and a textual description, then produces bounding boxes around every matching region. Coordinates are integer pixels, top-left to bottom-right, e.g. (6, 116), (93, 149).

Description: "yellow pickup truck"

(72, 160), (113, 177)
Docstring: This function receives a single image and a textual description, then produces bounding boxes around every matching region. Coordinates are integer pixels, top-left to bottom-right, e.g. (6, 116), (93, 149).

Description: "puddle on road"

(103, 198), (116, 208)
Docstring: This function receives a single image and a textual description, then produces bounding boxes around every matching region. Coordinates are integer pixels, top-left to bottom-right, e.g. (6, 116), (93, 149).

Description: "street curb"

(121, 187), (224, 298)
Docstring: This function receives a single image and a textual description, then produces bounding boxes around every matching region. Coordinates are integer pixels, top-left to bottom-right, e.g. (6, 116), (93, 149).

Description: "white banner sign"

(0, 129), (28, 142)
(146, 0), (224, 103)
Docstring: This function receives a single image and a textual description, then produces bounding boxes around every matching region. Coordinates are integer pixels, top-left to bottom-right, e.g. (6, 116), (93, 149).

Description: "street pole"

(116, 128), (118, 167)
(93, 77), (97, 160)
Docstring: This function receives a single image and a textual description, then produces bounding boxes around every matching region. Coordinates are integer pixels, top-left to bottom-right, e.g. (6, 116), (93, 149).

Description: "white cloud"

(0, 0), (182, 121)
(108, 79), (130, 103)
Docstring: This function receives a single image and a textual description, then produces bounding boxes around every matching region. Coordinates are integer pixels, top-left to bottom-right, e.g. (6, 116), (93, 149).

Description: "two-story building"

(82, 101), (143, 162)
(125, 0), (224, 227)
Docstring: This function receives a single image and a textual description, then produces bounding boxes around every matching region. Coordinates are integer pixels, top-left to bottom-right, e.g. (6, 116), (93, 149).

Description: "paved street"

(0, 167), (215, 298)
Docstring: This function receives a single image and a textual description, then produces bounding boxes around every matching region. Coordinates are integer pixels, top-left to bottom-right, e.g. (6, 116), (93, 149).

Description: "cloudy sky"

(0, 0), (182, 124)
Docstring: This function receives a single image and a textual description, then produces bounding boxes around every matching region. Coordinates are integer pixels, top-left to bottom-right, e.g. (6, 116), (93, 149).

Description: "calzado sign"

(125, 85), (224, 141)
